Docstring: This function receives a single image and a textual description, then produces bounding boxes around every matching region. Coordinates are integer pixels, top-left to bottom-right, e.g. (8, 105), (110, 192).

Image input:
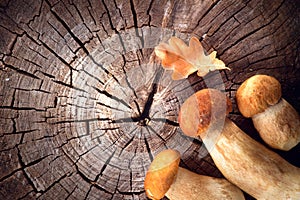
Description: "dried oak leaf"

(154, 36), (230, 80)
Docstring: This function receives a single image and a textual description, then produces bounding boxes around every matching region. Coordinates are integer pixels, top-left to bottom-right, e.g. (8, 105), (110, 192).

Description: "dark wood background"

(0, 0), (299, 199)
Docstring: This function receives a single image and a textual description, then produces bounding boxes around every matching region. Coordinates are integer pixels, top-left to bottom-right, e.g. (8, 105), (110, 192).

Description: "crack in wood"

(219, 14), (280, 57)
(191, 0), (222, 32)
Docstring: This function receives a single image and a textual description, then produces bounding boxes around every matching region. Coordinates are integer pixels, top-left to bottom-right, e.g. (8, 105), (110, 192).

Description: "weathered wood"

(0, 0), (299, 199)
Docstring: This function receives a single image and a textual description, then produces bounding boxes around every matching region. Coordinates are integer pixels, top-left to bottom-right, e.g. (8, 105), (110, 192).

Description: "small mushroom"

(236, 74), (300, 150)
(178, 88), (300, 199)
(144, 149), (245, 200)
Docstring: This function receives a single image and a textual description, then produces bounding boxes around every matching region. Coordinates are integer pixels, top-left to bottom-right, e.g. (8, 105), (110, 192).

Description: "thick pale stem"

(165, 167), (245, 200)
(252, 98), (300, 150)
(209, 118), (300, 199)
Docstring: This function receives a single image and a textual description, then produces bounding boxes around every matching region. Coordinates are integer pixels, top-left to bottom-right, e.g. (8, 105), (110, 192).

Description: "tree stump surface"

(0, 0), (299, 199)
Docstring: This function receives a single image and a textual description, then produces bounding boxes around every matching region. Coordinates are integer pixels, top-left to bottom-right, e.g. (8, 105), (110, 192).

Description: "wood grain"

(0, 0), (299, 199)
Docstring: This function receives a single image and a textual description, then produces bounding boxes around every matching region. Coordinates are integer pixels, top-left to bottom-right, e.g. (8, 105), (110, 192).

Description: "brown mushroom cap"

(144, 149), (180, 200)
(178, 89), (232, 137)
(236, 74), (282, 118)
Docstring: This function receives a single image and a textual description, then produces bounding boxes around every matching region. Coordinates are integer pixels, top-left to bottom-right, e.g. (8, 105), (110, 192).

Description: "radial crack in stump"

(50, 48), (198, 196)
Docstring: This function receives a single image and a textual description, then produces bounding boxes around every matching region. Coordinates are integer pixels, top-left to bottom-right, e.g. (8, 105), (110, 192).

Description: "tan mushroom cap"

(144, 149), (180, 200)
(236, 74), (282, 118)
(178, 89), (232, 137)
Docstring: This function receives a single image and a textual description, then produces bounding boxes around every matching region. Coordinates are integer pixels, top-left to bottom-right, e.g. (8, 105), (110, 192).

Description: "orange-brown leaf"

(154, 36), (230, 80)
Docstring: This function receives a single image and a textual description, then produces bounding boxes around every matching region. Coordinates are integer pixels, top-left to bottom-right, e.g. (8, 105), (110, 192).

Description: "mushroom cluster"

(178, 88), (300, 199)
(144, 75), (300, 199)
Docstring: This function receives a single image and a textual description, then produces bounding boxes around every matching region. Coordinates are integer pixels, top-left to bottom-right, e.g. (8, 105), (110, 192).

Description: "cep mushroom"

(178, 88), (300, 199)
(236, 74), (300, 151)
(144, 149), (245, 200)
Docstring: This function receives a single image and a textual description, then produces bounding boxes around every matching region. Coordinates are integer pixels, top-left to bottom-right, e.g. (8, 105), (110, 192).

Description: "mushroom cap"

(144, 149), (180, 200)
(178, 89), (232, 137)
(236, 74), (282, 118)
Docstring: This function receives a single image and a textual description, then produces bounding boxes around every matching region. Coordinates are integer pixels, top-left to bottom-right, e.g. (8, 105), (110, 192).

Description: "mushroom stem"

(252, 98), (300, 150)
(210, 118), (300, 199)
(165, 167), (245, 200)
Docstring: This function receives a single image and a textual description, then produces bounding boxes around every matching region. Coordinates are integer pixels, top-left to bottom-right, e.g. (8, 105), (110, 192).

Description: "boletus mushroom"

(144, 149), (245, 200)
(236, 74), (300, 150)
(178, 88), (300, 199)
